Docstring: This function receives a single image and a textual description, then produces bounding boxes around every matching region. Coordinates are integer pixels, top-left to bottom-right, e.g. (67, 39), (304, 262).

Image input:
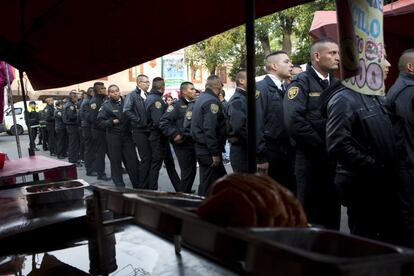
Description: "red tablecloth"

(0, 155), (77, 183)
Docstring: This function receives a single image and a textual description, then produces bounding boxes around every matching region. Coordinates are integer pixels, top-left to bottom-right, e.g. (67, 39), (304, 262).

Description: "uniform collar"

(266, 74), (284, 90)
(180, 97), (190, 104)
(205, 88), (219, 98)
(311, 66), (330, 83)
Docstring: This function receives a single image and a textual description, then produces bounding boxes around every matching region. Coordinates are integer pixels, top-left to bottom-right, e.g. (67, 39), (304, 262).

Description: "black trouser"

(30, 126), (38, 148)
(37, 127), (43, 144)
(106, 132), (140, 188)
(398, 167), (414, 248)
(46, 124), (56, 154)
(174, 143), (197, 193)
(266, 141), (296, 193)
(148, 132), (180, 190)
(82, 126), (95, 174)
(197, 154), (227, 196)
(132, 130), (152, 189)
(40, 126), (48, 150)
(336, 168), (403, 245)
(55, 128), (67, 157)
(230, 144), (248, 173)
(79, 127), (85, 161)
(66, 125), (80, 163)
(92, 128), (107, 177)
(296, 150), (340, 230)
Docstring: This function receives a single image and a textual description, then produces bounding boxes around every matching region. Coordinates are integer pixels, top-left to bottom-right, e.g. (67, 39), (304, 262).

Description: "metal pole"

(245, 0), (257, 173)
(18, 70), (35, 156)
(5, 64), (26, 182)
(4, 64), (23, 159)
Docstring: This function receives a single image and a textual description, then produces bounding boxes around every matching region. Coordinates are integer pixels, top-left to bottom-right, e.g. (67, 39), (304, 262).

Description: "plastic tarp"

(0, 0), (311, 90)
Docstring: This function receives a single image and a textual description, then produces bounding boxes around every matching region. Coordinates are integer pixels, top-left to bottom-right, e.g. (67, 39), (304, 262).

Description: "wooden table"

(0, 155), (77, 186)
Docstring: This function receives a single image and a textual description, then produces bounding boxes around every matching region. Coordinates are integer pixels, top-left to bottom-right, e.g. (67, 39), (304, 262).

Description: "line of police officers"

(28, 40), (414, 248)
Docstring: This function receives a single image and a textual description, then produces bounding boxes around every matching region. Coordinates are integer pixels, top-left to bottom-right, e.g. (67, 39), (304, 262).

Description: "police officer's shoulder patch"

(210, 103), (219, 114)
(167, 105), (174, 112)
(255, 90), (261, 99)
(185, 111), (192, 120)
(70, 106), (75, 110)
(155, 101), (162, 109)
(288, 87), (299, 100)
(57, 111), (62, 116)
(90, 103), (97, 109)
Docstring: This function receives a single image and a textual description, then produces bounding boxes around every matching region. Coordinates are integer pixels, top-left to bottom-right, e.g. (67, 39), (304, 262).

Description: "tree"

(184, 32), (233, 75)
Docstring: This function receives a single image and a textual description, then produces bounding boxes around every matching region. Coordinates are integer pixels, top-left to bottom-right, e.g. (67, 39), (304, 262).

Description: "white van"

(3, 101), (45, 135)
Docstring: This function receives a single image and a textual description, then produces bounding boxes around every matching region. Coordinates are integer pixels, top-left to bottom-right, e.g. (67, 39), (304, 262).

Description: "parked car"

(3, 101), (45, 135)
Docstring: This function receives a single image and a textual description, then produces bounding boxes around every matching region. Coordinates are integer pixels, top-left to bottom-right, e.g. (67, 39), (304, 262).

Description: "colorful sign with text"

(337, 0), (385, 96)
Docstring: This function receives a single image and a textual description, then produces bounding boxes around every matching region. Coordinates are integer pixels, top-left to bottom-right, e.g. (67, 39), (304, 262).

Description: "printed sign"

(336, 0), (385, 95)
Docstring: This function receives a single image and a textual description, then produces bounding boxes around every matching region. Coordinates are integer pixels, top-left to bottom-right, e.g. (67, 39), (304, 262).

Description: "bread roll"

(197, 187), (257, 227)
(211, 174), (272, 226)
(197, 173), (307, 228)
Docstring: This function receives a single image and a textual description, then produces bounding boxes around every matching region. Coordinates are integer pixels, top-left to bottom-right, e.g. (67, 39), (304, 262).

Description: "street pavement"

(0, 132), (349, 233)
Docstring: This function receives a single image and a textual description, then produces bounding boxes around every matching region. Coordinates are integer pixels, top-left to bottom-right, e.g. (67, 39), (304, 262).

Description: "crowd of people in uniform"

(25, 37), (414, 249)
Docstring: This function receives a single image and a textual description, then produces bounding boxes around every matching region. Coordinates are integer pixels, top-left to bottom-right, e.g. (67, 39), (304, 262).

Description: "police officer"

(320, 53), (403, 245)
(27, 101), (40, 151)
(145, 77), (180, 190)
(77, 91), (85, 163)
(63, 91), (81, 166)
(283, 38), (340, 230)
(256, 51), (295, 192)
(124, 74), (152, 189)
(89, 82), (111, 181)
(38, 101), (48, 151)
(43, 97), (56, 156)
(54, 100), (67, 159)
(386, 48), (414, 247)
(226, 70), (249, 173)
(80, 87), (96, 176)
(97, 84), (140, 188)
(191, 75), (227, 196)
(160, 81), (197, 193)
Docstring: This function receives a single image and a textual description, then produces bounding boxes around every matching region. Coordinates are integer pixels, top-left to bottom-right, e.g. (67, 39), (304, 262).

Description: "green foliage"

(185, 0), (343, 80)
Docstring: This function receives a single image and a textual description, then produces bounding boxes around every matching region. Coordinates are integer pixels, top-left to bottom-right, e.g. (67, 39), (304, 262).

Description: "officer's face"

(273, 54), (293, 80)
(317, 42), (340, 71)
(291, 67), (302, 77)
(137, 77), (150, 91)
(383, 50), (391, 80)
(185, 84), (196, 100)
(109, 87), (121, 101)
(97, 85), (107, 96)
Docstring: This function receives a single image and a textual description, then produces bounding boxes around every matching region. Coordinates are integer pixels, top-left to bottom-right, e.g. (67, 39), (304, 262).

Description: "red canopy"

(0, 0), (311, 90)
(309, 0), (414, 84)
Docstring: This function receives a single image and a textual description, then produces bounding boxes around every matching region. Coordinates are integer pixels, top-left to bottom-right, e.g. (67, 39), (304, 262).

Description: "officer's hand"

(257, 162), (269, 174)
(113, 119), (120, 124)
(173, 134), (183, 144)
(211, 155), (221, 167)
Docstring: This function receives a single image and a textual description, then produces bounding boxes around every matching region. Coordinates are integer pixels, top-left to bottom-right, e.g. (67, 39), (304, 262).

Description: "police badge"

(90, 103), (97, 109)
(210, 103), (219, 114)
(288, 87), (299, 100)
(155, 101), (162, 109)
(185, 111), (192, 120)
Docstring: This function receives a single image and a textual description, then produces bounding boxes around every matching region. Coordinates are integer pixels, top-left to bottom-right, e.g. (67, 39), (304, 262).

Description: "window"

(7, 108), (22, 116)
(129, 65), (144, 82)
(191, 65), (202, 83)
(218, 66), (227, 84)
